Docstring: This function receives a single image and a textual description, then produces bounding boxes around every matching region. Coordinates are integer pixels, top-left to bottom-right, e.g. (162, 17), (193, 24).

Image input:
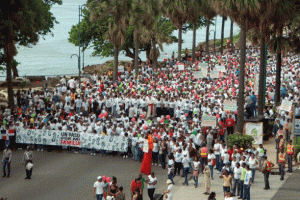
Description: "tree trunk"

(205, 19), (210, 55)
(4, 30), (15, 109)
(258, 33), (266, 116)
(178, 26), (182, 61)
(113, 47), (119, 82)
(153, 40), (158, 68)
(134, 30), (139, 74)
(230, 19), (234, 49)
(145, 43), (152, 64)
(192, 22), (197, 61)
(12, 62), (19, 78)
(275, 28), (283, 106)
(236, 24), (246, 134)
(220, 16), (225, 54)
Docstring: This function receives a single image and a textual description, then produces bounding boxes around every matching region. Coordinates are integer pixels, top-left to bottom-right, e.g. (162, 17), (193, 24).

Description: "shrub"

(226, 132), (254, 149)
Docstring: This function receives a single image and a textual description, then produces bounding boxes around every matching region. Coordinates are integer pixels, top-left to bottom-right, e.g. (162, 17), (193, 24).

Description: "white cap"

(97, 176), (102, 180)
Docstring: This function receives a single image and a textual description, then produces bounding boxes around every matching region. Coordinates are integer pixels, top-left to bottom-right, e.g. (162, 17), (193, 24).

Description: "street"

(0, 150), (167, 200)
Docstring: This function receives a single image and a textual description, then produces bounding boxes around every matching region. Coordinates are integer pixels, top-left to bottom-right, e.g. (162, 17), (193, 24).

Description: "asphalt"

(271, 169), (300, 200)
(0, 150), (168, 200)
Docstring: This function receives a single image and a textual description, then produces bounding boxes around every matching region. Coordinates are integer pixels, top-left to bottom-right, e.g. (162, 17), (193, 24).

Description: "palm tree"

(89, 0), (130, 81)
(161, 0), (189, 61)
(230, 18), (234, 49)
(220, 16), (227, 54)
(210, 0), (258, 133)
(201, 2), (216, 55)
(186, 0), (202, 61)
(255, 0), (297, 116)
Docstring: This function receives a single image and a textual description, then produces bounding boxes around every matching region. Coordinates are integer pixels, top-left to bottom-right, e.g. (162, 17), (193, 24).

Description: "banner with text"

(201, 116), (217, 127)
(245, 122), (263, 145)
(280, 100), (292, 112)
(16, 129), (128, 152)
(224, 100), (237, 111)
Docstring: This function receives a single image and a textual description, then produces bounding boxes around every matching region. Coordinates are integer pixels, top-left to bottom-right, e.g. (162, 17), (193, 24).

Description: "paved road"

(0, 150), (168, 200)
(271, 169), (300, 200)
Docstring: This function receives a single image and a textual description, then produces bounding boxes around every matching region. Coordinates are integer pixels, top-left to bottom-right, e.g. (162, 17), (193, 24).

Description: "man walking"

(278, 148), (286, 181)
(93, 176), (105, 200)
(182, 154), (190, 186)
(286, 140), (295, 173)
(263, 156), (274, 190)
(243, 165), (252, 200)
(146, 172), (157, 200)
(2, 146), (12, 178)
(23, 146), (33, 179)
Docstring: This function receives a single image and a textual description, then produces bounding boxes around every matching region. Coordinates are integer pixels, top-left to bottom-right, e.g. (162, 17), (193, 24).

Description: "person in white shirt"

(163, 179), (174, 200)
(146, 172), (157, 200)
(182, 153), (190, 186)
(93, 176), (105, 200)
(208, 149), (216, 179)
(243, 165), (252, 200)
(192, 157), (201, 188)
(213, 139), (221, 171)
(232, 162), (242, 196)
(248, 152), (258, 183)
(174, 149), (182, 176)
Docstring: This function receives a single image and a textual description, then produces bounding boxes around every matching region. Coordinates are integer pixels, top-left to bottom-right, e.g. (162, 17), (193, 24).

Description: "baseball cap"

(97, 176), (102, 180)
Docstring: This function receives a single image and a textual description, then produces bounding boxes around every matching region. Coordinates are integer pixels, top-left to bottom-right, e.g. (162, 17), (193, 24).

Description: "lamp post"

(210, 30), (216, 55)
(71, 54), (80, 88)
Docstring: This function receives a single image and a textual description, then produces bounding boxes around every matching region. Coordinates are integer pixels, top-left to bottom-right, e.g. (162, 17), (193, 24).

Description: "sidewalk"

(172, 138), (299, 200)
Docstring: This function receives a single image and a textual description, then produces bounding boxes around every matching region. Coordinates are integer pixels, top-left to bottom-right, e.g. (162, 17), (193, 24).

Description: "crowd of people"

(1, 45), (300, 200)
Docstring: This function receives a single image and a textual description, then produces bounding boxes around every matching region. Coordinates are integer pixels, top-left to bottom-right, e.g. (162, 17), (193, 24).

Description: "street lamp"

(210, 30), (216, 55)
(71, 4), (86, 89)
(71, 54), (81, 88)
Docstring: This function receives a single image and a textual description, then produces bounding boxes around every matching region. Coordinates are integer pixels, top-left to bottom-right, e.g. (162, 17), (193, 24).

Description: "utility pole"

(78, 5), (81, 89)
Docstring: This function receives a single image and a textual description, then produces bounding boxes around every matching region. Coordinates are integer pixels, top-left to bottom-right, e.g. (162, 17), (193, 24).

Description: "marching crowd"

(1, 45), (300, 200)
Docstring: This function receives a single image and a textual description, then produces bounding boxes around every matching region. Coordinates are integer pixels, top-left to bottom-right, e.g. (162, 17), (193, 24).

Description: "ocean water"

(9, 0), (240, 78)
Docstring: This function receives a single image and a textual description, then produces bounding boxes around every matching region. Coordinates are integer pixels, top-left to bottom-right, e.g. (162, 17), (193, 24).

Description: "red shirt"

(228, 149), (234, 161)
(226, 118), (235, 127)
(130, 180), (141, 193)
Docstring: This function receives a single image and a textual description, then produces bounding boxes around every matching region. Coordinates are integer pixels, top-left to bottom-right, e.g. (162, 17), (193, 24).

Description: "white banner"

(215, 65), (226, 72)
(254, 73), (259, 95)
(143, 139), (149, 153)
(245, 122), (263, 145)
(280, 100), (292, 112)
(16, 129), (128, 152)
(118, 66), (125, 72)
(224, 100), (237, 111)
(210, 70), (219, 79)
(178, 65), (184, 70)
(201, 116), (216, 127)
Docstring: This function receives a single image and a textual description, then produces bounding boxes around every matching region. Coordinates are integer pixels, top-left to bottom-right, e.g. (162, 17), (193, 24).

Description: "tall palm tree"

(220, 16), (227, 54)
(186, 0), (202, 61)
(201, 1), (216, 55)
(89, 0), (130, 81)
(210, 0), (258, 133)
(161, 0), (189, 61)
(230, 18), (234, 49)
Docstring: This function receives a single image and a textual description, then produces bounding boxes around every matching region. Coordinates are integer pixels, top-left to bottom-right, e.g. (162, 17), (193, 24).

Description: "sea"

(6, 0), (240, 78)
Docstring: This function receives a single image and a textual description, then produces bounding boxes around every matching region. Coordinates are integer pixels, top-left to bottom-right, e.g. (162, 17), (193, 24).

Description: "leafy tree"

(0, 0), (62, 107)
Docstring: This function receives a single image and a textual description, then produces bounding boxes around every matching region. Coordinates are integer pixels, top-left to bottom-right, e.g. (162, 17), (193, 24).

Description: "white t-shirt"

(147, 175), (157, 189)
(208, 154), (216, 166)
(233, 167), (242, 179)
(167, 184), (174, 200)
(94, 181), (105, 194)
(193, 161), (201, 170)
(248, 157), (257, 169)
(244, 170), (252, 185)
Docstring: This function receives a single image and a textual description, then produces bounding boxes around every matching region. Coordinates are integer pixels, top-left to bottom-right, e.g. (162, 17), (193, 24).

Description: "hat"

(97, 176), (102, 180)
(166, 179), (172, 184)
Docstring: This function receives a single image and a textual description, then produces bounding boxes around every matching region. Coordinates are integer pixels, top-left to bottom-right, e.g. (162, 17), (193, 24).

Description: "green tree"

(220, 16), (227, 54)
(89, 0), (131, 81)
(161, 0), (189, 61)
(0, 0), (62, 108)
(210, 0), (258, 134)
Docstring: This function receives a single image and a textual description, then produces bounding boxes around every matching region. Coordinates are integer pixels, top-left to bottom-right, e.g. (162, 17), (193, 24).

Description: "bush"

(226, 132), (254, 149)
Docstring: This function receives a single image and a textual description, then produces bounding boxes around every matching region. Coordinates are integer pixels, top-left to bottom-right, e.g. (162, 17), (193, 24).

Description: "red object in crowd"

(228, 148), (234, 161)
(226, 118), (235, 127)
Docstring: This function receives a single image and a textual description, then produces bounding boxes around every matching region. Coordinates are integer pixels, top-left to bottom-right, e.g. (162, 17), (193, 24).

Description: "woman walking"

(192, 157), (200, 188)
(220, 170), (232, 196)
(203, 165), (211, 195)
